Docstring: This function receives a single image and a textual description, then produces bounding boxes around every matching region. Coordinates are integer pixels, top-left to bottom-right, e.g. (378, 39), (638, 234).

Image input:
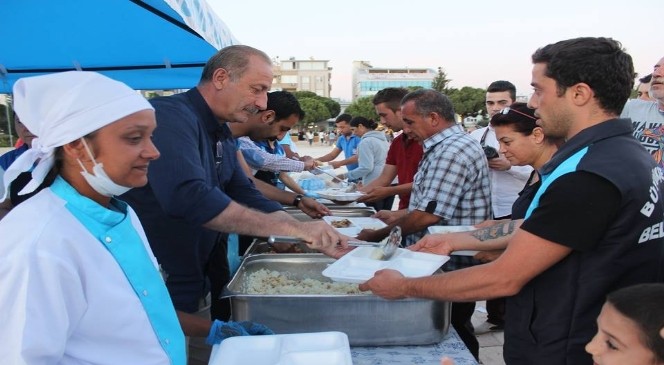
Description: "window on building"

(281, 62), (295, 70)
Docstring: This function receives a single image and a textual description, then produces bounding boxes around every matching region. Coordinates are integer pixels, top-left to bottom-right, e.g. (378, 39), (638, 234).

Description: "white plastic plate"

(208, 331), (352, 365)
(316, 188), (364, 202)
(322, 216), (387, 236)
(427, 225), (478, 256)
(322, 247), (450, 284)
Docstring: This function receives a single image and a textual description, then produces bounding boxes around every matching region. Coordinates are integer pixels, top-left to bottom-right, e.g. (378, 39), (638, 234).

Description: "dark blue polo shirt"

(122, 88), (282, 313)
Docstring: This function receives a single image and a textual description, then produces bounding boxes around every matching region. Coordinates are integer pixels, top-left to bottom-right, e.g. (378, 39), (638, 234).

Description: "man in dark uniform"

(122, 45), (347, 365)
(359, 37), (664, 365)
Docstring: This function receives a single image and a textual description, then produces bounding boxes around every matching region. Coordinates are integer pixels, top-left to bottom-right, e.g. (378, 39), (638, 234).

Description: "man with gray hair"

(122, 45), (347, 365)
(357, 89), (491, 359)
(622, 56), (664, 170)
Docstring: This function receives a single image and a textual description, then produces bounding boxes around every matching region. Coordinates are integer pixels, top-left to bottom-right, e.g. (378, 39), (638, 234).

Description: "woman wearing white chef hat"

(0, 71), (185, 364)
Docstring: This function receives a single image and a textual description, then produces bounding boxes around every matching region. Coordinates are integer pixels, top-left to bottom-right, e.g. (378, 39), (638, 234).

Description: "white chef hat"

(1, 71), (154, 201)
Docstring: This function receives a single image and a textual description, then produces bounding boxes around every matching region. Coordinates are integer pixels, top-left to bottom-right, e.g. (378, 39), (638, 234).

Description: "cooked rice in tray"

(244, 269), (361, 295)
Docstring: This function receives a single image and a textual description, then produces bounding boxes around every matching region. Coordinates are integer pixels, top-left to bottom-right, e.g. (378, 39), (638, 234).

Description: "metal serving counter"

(224, 254), (450, 346)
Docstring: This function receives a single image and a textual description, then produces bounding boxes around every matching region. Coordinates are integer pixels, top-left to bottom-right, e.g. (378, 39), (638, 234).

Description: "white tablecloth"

(351, 327), (479, 365)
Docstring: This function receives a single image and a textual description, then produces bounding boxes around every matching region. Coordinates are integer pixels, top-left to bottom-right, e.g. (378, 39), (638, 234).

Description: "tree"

(292, 91), (340, 119)
(298, 98), (330, 127)
(447, 86), (486, 117)
(344, 96), (379, 121)
(432, 67), (452, 94)
(319, 98), (341, 119)
(293, 91), (318, 99)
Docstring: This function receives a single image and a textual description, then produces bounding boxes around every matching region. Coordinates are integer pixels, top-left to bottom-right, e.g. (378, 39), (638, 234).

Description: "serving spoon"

(267, 226), (402, 261)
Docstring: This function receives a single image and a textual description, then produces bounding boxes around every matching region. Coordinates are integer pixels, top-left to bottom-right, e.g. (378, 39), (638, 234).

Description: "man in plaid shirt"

(357, 89), (490, 359)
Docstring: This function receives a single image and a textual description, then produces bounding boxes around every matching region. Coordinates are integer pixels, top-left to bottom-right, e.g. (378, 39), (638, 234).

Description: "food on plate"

(331, 219), (353, 228)
(244, 269), (361, 295)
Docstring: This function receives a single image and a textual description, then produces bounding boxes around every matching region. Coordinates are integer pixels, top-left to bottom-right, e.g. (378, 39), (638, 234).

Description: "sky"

(207, 0), (663, 101)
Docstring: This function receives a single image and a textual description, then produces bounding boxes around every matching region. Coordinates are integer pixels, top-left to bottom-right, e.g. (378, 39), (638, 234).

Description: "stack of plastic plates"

(209, 331), (352, 365)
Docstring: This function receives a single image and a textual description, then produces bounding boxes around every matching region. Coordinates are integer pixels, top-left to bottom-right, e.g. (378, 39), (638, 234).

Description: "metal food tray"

(244, 239), (320, 256)
(282, 206), (376, 222)
(223, 254), (450, 346)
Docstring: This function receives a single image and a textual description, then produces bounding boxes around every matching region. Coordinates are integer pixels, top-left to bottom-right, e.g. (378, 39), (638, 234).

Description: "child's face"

(585, 303), (660, 365)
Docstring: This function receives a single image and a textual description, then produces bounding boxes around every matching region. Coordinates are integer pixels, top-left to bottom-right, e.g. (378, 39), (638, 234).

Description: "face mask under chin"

(76, 138), (132, 197)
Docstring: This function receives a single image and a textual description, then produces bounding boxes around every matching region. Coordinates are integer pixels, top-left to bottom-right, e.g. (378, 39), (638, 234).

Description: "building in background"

(271, 57), (332, 97)
(352, 61), (436, 101)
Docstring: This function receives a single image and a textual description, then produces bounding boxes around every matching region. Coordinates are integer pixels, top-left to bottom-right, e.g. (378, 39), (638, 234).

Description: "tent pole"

(4, 98), (13, 147)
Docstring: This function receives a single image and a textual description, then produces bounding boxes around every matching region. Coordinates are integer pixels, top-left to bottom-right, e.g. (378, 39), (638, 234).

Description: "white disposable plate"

(209, 331), (352, 365)
(316, 188), (364, 202)
(322, 247), (450, 284)
(427, 225), (476, 234)
(322, 216), (387, 236)
(427, 225), (478, 256)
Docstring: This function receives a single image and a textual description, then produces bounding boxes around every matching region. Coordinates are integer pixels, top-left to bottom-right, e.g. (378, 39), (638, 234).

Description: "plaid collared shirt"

(406, 124), (491, 269)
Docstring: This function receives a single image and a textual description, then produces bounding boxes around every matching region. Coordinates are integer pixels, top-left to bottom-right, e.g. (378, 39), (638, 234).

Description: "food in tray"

(267, 244), (306, 254)
(244, 269), (361, 295)
(331, 219), (353, 228)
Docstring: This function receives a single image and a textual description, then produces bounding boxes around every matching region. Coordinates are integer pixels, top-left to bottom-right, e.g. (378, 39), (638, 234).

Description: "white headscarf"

(1, 71), (153, 201)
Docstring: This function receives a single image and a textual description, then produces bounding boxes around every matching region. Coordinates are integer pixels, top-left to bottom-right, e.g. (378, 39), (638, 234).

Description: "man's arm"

(360, 171), (622, 300)
(203, 201), (343, 254)
(357, 209), (441, 242)
(329, 154), (358, 169)
(236, 152), (327, 218)
(278, 172), (306, 195)
(315, 147), (342, 163)
(238, 138), (306, 173)
(177, 310), (211, 337)
(409, 220), (521, 255)
(359, 183), (412, 204)
(359, 228), (572, 300)
(281, 144), (300, 159)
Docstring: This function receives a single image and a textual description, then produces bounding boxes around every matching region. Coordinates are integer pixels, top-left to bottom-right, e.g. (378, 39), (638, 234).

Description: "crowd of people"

(0, 37), (662, 365)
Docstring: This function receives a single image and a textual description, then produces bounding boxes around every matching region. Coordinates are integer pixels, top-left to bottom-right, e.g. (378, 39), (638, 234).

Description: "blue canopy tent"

(0, 0), (238, 93)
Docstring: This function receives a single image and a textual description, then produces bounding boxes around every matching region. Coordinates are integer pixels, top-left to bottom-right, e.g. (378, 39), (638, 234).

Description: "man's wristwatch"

(292, 194), (304, 207)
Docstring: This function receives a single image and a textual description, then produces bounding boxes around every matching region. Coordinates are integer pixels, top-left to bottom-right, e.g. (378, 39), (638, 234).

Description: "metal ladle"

(267, 226), (402, 261)
(311, 167), (357, 192)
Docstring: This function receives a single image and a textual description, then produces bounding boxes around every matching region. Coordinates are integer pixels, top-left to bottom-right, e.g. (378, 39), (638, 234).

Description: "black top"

(504, 118), (664, 365)
(510, 170), (539, 220)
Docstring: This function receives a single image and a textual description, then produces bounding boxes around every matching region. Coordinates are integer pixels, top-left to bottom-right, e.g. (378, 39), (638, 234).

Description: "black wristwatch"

(292, 194), (304, 207)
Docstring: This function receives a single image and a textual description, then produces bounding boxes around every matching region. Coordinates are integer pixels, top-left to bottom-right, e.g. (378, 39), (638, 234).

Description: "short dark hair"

(487, 80), (516, 102)
(268, 91), (304, 121)
(489, 102), (536, 135)
(639, 73), (653, 84)
(335, 113), (353, 124)
(200, 45), (271, 83)
(531, 37), (634, 115)
(372, 87), (410, 112)
(607, 283), (664, 362)
(349, 116), (378, 130)
(401, 89), (455, 123)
